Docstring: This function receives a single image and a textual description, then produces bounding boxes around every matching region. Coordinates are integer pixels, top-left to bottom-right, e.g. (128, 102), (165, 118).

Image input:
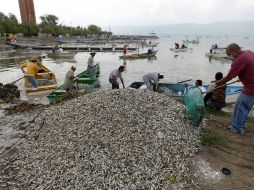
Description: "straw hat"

(90, 51), (96, 55)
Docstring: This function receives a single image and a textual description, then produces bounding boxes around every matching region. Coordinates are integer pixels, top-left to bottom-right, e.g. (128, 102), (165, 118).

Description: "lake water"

(0, 34), (254, 104)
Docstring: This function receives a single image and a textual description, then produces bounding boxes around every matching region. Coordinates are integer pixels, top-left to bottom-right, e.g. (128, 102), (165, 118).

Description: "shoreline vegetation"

(0, 12), (111, 37)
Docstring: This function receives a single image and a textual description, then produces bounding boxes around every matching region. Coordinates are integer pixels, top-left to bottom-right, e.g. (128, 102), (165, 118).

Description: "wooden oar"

(177, 79), (192, 84)
(214, 80), (240, 90)
(10, 76), (24, 84)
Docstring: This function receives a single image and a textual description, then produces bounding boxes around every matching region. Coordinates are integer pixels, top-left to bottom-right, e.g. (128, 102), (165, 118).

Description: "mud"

(196, 115), (254, 190)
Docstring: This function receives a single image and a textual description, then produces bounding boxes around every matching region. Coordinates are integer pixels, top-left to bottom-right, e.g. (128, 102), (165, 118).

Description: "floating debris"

(4, 89), (202, 189)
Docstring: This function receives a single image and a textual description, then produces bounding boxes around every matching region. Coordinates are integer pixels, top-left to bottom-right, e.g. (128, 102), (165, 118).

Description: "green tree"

(0, 12), (8, 22)
(8, 13), (18, 24)
(87, 24), (102, 34)
(40, 14), (59, 25)
(0, 12), (111, 37)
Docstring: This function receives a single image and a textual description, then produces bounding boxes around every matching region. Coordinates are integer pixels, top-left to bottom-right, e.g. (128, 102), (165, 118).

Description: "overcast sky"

(1, 0), (254, 28)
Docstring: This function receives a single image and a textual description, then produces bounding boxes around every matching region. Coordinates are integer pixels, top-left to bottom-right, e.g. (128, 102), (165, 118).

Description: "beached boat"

(119, 50), (158, 59)
(47, 52), (76, 59)
(170, 48), (191, 53)
(47, 64), (100, 104)
(128, 82), (242, 104)
(24, 64), (57, 94)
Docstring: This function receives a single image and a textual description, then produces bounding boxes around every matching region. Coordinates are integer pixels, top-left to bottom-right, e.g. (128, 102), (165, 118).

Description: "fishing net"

(184, 87), (205, 126)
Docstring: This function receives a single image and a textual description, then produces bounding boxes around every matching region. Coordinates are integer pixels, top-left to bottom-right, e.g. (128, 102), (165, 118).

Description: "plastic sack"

(184, 87), (205, 126)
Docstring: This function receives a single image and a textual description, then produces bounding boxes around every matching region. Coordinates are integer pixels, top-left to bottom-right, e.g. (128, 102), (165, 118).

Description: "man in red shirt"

(123, 45), (128, 56)
(216, 43), (254, 134)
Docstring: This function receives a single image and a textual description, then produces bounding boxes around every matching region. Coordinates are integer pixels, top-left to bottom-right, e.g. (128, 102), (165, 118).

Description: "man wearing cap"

(109, 66), (125, 89)
(21, 58), (39, 89)
(143, 72), (164, 91)
(87, 52), (96, 78)
(64, 65), (77, 92)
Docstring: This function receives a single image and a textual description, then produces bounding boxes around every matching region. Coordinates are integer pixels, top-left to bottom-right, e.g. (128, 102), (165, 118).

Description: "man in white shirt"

(87, 52), (96, 78)
(109, 66), (125, 89)
(143, 72), (164, 91)
(184, 79), (207, 95)
(64, 65), (76, 92)
(195, 80), (207, 93)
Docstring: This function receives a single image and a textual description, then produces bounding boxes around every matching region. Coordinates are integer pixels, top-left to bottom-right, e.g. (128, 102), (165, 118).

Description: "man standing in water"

(216, 43), (254, 134)
(87, 52), (96, 78)
(109, 66), (125, 89)
(123, 45), (128, 56)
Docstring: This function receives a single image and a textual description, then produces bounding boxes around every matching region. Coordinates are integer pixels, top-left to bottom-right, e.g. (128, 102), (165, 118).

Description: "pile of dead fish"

(0, 83), (20, 102)
(6, 89), (202, 189)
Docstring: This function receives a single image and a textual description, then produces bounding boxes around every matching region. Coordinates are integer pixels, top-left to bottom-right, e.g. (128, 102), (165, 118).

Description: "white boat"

(205, 48), (232, 60)
(205, 52), (229, 59)
(170, 48), (191, 53)
(47, 52), (76, 59)
(182, 39), (199, 44)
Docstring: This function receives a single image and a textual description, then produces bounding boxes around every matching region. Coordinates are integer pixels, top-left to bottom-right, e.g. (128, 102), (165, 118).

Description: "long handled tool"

(177, 79), (192, 84)
(10, 76), (24, 84)
(214, 80), (240, 90)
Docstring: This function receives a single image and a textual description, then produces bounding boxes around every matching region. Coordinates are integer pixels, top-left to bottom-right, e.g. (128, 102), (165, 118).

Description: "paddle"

(177, 79), (192, 84)
(10, 76), (24, 84)
(214, 80), (240, 90)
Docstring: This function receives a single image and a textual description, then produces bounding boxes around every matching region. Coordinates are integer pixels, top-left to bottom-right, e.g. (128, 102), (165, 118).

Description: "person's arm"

(215, 77), (229, 86)
(91, 58), (95, 66)
(121, 79), (125, 88)
(21, 63), (27, 74)
(206, 83), (216, 93)
(87, 58), (91, 67)
(70, 72), (75, 80)
(119, 74), (125, 88)
(112, 75), (117, 82)
(66, 71), (75, 81)
(216, 57), (244, 86)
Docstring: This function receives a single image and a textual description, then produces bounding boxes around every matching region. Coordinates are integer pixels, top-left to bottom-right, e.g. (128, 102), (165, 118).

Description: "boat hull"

(47, 64), (100, 104)
(47, 52), (76, 59)
(170, 48), (190, 52)
(24, 64), (57, 94)
(119, 50), (158, 59)
(205, 53), (229, 60)
(129, 82), (242, 104)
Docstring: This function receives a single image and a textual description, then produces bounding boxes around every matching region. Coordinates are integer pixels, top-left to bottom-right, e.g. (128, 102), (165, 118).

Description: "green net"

(184, 87), (205, 126)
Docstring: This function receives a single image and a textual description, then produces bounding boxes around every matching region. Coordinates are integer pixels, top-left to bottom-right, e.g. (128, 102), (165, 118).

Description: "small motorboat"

(119, 50), (158, 59)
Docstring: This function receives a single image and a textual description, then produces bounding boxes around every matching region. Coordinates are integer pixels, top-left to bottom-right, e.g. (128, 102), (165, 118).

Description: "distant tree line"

(0, 12), (112, 37)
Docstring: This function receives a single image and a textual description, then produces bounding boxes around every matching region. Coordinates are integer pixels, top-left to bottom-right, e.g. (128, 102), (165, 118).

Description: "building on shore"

(18, 0), (36, 24)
